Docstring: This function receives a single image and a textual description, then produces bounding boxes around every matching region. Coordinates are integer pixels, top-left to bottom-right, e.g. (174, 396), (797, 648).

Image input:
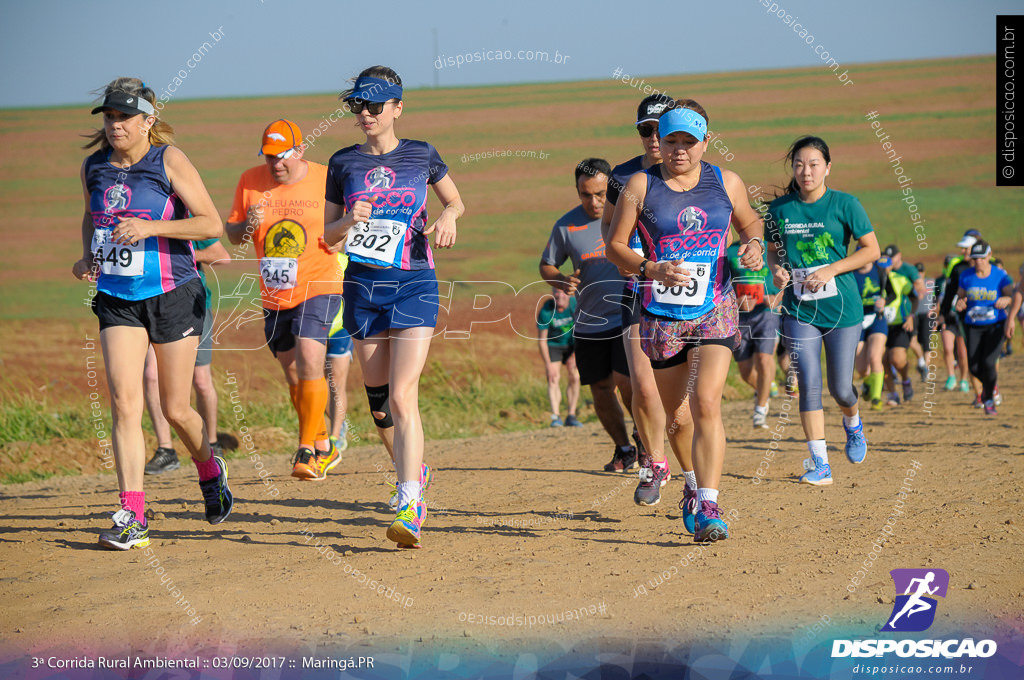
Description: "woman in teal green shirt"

(766, 136), (880, 486)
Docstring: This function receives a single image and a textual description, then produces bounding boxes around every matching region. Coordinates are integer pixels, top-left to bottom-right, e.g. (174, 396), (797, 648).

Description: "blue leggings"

(782, 316), (861, 413)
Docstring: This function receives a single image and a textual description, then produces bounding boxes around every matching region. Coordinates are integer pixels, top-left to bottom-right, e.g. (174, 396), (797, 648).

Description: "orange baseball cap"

(260, 119), (302, 157)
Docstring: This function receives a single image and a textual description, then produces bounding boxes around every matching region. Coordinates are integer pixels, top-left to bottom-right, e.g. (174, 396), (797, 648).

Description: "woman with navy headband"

(607, 99), (765, 543)
(324, 65), (465, 550)
(72, 77), (232, 550)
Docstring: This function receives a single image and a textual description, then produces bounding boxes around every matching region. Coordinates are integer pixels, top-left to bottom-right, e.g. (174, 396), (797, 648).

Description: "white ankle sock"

(697, 488), (718, 504)
(844, 413), (861, 428)
(754, 404), (768, 416)
(807, 440), (828, 464)
(396, 481), (421, 508)
(683, 470), (697, 489)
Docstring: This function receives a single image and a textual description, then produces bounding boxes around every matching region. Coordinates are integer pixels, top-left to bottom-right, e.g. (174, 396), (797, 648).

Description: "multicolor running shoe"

(199, 455), (233, 524)
(291, 447), (319, 480)
(387, 497), (427, 549)
(98, 509), (150, 550)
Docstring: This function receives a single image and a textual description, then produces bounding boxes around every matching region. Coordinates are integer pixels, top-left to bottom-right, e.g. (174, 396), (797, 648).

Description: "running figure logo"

(677, 205), (707, 233)
(104, 183), (131, 211)
(365, 166), (396, 191)
(881, 568), (950, 632)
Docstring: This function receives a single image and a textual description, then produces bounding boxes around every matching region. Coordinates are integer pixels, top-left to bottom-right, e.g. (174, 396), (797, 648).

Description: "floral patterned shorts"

(640, 290), (740, 366)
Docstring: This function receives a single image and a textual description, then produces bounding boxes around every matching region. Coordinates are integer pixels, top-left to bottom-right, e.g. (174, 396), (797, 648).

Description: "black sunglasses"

(637, 122), (659, 138)
(345, 99), (393, 115)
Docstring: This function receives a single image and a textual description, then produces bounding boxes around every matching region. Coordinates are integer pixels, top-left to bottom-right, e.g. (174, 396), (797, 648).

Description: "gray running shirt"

(541, 204), (627, 338)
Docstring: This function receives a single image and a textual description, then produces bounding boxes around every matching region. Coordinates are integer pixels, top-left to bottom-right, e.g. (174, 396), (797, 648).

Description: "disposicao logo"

(882, 568), (948, 632)
(831, 568), (997, 659)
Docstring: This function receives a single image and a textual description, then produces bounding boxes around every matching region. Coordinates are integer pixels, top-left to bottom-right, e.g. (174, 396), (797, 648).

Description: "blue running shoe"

(564, 414), (583, 427)
(694, 500), (728, 542)
(800, 456), (833, 486)
(550, 416), (563, 428)
(843, 421), (867, 464)
(678, 486), (698, 535)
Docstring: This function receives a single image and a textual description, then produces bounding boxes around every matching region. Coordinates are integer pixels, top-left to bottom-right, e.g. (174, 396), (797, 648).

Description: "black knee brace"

(365, 384), (394, 428)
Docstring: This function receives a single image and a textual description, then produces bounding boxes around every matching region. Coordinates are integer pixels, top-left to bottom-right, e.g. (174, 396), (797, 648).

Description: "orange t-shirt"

(228, 162), (345, 310)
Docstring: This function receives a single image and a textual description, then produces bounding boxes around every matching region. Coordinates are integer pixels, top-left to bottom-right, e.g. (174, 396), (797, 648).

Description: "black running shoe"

(603, 445), (638, 472)
(144, 447), (180, 475)
(199, 455), (233, 524)
(98, 509), (150, 550)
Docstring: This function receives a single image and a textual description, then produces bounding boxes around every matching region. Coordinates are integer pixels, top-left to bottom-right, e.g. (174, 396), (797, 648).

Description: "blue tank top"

(85, 145), (196, 300)
(325, 139), (448, 270)
(636, 161), (734, 320)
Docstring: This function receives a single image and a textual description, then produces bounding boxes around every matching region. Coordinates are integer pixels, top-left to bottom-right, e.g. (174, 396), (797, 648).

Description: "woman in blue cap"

(765, 136), (880, 487)
(324, 65), (465, 549)
(955, 240), (1014, 416)
(607, 98), (765, 543)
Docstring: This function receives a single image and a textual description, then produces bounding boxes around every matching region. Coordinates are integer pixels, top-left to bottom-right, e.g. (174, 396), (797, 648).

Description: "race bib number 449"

(652, 262), (711, 307)
(92, 230), (144, 277)
(345, 219), (406, 264)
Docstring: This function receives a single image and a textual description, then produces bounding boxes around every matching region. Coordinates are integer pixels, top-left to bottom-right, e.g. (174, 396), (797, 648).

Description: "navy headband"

(347, 76), (403, 103)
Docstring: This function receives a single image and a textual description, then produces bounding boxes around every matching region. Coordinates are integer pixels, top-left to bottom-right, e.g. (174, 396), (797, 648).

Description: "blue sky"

(1, 0), (1016, 108)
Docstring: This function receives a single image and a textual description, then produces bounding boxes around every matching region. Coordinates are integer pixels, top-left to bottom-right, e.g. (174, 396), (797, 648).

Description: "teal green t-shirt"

(726, 243), (780, 311)
(766, 189), (873, 328)
(537, 298), (576, 349)
(192, 238), (219, 309)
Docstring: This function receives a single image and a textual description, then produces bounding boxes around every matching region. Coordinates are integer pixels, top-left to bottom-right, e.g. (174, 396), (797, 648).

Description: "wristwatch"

(639, 259), (650, 277)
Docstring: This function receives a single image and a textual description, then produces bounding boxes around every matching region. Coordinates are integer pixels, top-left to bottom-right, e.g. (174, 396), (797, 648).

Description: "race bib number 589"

(652, 262), (711, 307)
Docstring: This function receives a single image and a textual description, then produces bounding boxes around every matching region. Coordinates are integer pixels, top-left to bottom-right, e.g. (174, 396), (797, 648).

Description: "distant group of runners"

(74, 71), (1017, 553)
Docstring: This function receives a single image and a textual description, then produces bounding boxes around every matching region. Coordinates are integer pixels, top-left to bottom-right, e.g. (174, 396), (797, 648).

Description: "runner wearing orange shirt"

(225, 119), (345, 480)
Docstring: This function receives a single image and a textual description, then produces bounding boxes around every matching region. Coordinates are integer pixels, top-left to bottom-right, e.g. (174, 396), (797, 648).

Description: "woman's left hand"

(803, 264), (836, 292)
(111, 216), (152, 245)
(738, 240), (764, 271)
(423, 212), (457, 249)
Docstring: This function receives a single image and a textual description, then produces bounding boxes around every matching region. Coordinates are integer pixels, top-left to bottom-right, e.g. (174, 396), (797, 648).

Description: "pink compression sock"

(119, 491), (145, 521)
(193, 454), (221, 482)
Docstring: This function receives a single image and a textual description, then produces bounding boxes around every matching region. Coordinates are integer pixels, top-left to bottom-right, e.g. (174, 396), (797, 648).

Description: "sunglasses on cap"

(344, 99), (392, 115)
(637, 122), (658, 138)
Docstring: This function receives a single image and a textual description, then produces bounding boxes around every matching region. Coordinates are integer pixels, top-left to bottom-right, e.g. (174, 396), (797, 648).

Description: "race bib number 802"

(345, 219), (406, 264)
